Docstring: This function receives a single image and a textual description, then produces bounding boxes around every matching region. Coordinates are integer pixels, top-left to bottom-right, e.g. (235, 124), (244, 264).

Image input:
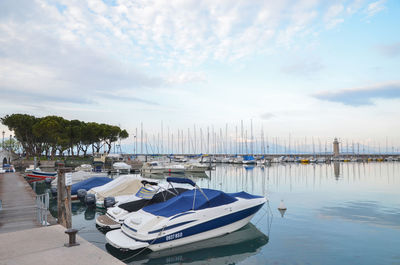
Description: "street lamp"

(2, 131), (4, 150)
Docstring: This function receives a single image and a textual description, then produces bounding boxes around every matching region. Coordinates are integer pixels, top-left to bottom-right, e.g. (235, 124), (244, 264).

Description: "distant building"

(333, 138), (340, 157)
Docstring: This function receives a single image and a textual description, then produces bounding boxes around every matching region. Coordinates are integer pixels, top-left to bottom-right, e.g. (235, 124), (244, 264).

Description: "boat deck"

(0, 172), (43, 233)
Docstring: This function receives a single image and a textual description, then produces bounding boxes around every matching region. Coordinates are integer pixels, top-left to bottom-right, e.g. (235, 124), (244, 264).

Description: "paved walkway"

(0, 172), (41, 233)
(0, 225), (125, 265)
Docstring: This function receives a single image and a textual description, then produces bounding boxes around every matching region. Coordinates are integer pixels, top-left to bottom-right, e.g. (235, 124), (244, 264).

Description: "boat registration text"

(166, 232), (183, 241)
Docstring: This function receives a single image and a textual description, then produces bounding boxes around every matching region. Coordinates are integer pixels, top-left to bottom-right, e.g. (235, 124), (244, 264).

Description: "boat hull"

(26, 170), (57, 180)
(106, 199), (265, 251)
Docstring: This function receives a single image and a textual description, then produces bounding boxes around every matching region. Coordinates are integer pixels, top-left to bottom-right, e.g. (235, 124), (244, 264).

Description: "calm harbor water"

(34, 162), (400, 265)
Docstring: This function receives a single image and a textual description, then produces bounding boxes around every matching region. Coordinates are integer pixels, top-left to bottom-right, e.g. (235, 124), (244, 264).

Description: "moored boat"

(26, 169), (57, 180)
(105, 177), (266, 252)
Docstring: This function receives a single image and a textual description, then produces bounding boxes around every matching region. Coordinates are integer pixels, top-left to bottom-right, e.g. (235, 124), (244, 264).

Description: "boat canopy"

(71, 177), (112, 195)
(143, 188), (238, 217)
(167, 177), (196, 187)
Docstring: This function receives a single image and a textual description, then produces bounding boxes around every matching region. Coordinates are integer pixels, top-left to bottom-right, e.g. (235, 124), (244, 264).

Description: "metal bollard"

(64, 228), (80, 247)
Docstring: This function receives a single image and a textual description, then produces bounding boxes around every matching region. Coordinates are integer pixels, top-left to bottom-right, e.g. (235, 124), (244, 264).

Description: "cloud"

(313, 81), (400, 106)
(365, 0), (386, 17)
(376, 42), (400, 57)
(167, 72), (207, 85)
(0, 17), (164, 107)
(324, 4), (344, 29)
(281, 58), (324, 76)
(260, 113), (275, 120)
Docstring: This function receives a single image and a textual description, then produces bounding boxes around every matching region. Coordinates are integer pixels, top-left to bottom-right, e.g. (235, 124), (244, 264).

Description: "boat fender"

(77, 189), (87, 203)
(85, 193), (96, 207)
(104, 197), (116, 209)
(50, 187), (57, 196)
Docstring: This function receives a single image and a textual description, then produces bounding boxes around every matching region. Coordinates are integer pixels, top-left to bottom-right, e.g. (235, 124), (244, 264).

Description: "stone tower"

(333, 138), (339, 157)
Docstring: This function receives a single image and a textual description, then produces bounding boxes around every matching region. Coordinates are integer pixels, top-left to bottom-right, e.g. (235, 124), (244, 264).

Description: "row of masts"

(126, 121), (400, 155)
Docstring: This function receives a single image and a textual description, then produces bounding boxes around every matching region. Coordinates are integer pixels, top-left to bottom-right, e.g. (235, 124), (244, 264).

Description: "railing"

(36, 193), (49, 226)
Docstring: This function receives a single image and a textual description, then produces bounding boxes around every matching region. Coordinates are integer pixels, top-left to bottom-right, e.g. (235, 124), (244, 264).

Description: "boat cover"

(71, 177), (112, 195)
(167, 177), (196, 186)
(119, 188), (189, 212)
(88, 175), (142, 201)
(143, 188), (238, 217)
(228, 191), (264, 200)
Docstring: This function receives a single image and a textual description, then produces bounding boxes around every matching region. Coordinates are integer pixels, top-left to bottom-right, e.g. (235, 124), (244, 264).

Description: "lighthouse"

(333, 138), (340, 157)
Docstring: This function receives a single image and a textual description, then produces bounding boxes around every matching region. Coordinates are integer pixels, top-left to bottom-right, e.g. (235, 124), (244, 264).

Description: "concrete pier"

(0, 172), (43, 232)
(0, 225), (124, 265)
(0, 172), (124, 265)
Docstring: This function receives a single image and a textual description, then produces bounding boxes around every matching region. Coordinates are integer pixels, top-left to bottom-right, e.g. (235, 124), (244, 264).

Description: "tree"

(1, 114), (40, 157)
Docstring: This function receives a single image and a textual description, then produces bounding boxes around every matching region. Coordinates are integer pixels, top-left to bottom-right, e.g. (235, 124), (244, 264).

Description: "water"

(34, 162), (400, 265)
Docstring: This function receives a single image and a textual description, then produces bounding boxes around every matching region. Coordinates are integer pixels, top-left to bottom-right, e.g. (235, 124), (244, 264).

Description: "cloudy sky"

(0, 0), (399, 148)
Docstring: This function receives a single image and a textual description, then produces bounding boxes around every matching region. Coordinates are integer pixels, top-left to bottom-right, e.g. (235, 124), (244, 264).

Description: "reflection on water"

(106, 223), (268, 265)
(319, 200), (400, 229)
(334, 162), (340, 180)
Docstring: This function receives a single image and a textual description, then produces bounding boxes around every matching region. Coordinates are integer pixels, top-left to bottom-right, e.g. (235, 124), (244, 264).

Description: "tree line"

(1, 114), (129, 158)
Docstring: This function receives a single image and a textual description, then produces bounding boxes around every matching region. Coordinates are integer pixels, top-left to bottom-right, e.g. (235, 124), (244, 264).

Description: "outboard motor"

(85, 193), (96, 208)
(50, 187), (57, 197)
(44, 178), (53, 184)
(77, 189), (87, 203)
(103, 197), (116, 209)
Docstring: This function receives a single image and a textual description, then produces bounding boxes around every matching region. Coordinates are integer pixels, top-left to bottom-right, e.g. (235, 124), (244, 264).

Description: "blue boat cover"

(228, 191), (264, 200)
(71, 177), (112, 195)
(167, 177), (196, 187)
(143, 189), (238, 217)
(243, 155), (255, 161)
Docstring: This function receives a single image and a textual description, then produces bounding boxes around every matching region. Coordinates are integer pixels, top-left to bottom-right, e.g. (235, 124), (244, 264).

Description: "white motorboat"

(164, 163), (185, 174)
(106, 223), (268, 265)
(75, 164), (92, 172)
(113, 162), (131, 173)
(105, 177), (266, 252)
(141, 161), (166, 174)
(25, 165), (40, 172)
(184, 162), (209, 173)
(96, 180), (192, 230)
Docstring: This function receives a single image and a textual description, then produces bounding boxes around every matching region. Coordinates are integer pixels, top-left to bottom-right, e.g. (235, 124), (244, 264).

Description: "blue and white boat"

(96, 179), (193, 230)
(105, 177), (266, 251)
(26, 169), (57, 180)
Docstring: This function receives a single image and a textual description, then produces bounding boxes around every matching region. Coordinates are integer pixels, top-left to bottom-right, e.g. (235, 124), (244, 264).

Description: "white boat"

(113, 162), (131, 173)
(184, 162), (209, 173)
(141, 161), (166, 174)
(110, 223), (268, 265)
(25, 165), (40, 172)
(74, 164), (92, 172)
(105, 177), (266, 251)
(96, 180), (193, 230)
(163, 163), (185, 174)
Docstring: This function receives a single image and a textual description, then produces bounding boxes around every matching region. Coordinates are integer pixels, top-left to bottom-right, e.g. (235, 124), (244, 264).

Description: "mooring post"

(57, 167), (72, 229)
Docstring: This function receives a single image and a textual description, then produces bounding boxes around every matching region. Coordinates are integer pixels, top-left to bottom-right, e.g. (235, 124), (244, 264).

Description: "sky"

(0, 0), (399, 150)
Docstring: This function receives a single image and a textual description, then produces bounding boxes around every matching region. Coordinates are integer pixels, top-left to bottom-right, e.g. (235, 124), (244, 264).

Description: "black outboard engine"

(50, 187), (57, 197)
(77, 189), (87, 203)
(45, 178), (53, 184)
(85, 193), (96, 207)
(103, 197), (116, 209)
